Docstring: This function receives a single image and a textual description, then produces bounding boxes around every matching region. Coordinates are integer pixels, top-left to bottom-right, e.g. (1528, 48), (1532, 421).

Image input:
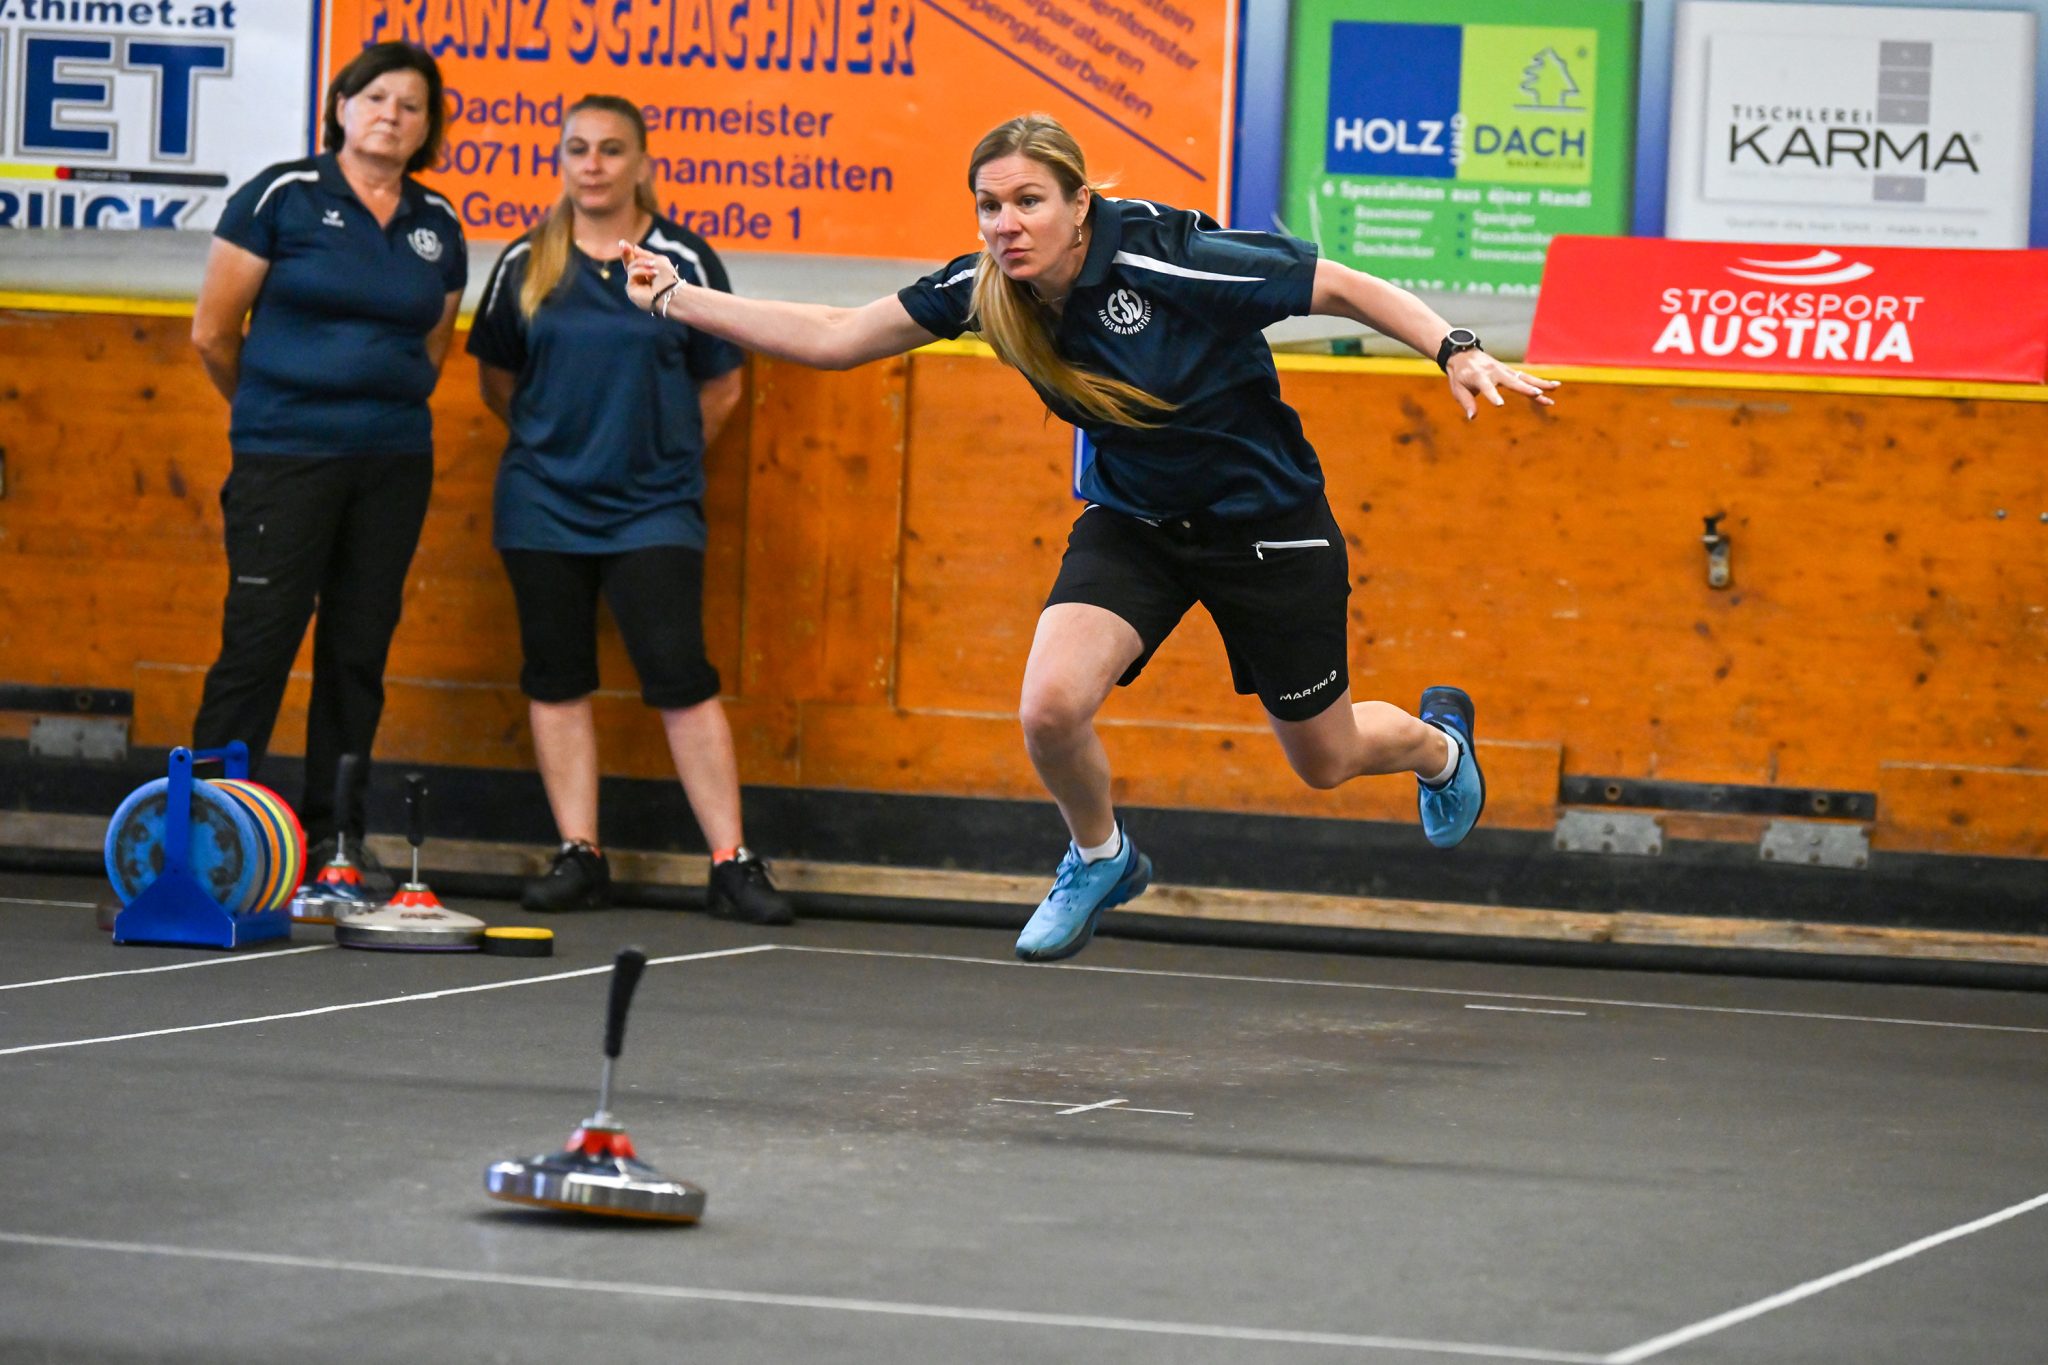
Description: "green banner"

(1283, 0), (1639, 295)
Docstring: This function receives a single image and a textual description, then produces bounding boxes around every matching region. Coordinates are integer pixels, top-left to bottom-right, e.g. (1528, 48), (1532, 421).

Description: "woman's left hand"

(1447, 351), (1560, 420)
(622, 241), (679, 313)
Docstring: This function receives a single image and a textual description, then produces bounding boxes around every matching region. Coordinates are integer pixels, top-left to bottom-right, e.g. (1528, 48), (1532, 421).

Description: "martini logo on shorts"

(1279, 670), (1340, 703)
(408, 227), (444, 262)
(1099, 288), (1153, 335)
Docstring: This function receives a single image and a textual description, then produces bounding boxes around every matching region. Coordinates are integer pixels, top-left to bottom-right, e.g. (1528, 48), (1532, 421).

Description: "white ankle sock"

(1421, 725), (1461, 788)
(1077, 826), (1123, 864)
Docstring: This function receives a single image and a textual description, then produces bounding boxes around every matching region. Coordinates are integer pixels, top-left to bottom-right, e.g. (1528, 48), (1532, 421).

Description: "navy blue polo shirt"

(214, 153), (467, 457)
(466, 218), (743, 554)
(898, 198), (1322, 522)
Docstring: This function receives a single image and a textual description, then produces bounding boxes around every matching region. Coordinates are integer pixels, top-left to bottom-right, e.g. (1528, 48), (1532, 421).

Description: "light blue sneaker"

(1417, 685), (1485, 848)
(1014, 825), (1153, 963)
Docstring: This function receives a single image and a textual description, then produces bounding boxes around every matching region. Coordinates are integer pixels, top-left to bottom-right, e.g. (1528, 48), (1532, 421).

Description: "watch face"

(1446, 328), (1478, 348)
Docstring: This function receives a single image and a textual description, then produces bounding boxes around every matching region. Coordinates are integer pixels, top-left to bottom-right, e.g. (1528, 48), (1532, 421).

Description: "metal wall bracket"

(29, 715), (130, 763)
(1555, 810), (1664, 857)
(1558, 775), (1876, 821)
(1760, 820), (1870, 870)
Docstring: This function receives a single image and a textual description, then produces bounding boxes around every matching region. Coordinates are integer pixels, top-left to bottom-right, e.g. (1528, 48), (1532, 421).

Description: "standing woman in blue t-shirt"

(189, 42), (466, 886)
(467, 95), (793, 926)
(622, 113), (1558, 962)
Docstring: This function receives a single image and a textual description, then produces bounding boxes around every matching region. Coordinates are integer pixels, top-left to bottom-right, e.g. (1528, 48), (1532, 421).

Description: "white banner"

(1667, 1), (2037, 249)
(1, 0), (315, 230)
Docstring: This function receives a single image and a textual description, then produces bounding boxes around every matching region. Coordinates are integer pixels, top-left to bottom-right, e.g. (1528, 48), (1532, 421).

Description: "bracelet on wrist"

(651, 281), (680, 318)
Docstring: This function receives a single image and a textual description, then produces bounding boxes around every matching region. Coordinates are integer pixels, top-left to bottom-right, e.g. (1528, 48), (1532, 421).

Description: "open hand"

(1448, 350), (1560, 420)
(622, 241), (679, 313)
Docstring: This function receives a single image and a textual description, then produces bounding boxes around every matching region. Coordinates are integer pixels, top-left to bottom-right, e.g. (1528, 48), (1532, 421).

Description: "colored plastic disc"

(104, 776), (263, 914)
(212, 782), (280, 914)
(481, 926), (555, 957)
(216, 779), (306, 913)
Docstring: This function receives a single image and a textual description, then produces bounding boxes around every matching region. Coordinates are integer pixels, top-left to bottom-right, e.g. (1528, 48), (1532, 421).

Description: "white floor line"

(0, 1231), (1603, 1362)
(1, 945), (333, 992)
(1, 896), (97, 909)
(1603, 1190), (2048, 1363)
(776, 946), (2048, 1036)
(0, 944), (777, 1058)
(1465, 1005), (1587, 1017)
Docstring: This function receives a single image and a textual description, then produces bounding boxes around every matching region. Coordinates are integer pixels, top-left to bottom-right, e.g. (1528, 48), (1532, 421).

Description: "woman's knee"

(1018, 683), (1099, 752)
(1283, 745), (1354, 791)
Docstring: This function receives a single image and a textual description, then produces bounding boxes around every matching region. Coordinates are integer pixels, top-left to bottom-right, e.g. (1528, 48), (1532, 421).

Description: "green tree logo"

(1517, 47), (1584, 112)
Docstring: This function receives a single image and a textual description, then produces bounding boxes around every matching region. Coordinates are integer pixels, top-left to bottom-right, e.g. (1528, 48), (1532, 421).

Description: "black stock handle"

(405, 773), (428, 849)
(334, 754), (359, 835)
(604, 947), (649, 1060)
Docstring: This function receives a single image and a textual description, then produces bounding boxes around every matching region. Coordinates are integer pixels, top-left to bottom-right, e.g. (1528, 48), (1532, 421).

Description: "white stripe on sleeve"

(250, 168), (319, 218)
(645, 228), (705, 283)
(1111, 250), (1262, 284)
(480, 240), (531, 318)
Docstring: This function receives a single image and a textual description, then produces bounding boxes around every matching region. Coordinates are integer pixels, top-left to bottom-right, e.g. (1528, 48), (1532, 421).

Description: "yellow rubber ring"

(483, 926), (555, 941)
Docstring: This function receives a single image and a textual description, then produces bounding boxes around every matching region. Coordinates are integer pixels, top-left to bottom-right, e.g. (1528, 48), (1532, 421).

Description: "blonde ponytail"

(518, 193), (576, 318)
(966, 114), (1172, 429)
(969, 259), (1170, 427)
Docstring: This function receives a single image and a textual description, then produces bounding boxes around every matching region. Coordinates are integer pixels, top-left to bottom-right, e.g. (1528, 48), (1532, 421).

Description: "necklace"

(576, 241), (619, 279)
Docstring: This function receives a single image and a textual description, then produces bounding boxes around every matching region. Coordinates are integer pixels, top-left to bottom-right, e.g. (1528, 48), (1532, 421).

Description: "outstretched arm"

(623, 243), (936, 371)
(1308, 258), (1559, 420)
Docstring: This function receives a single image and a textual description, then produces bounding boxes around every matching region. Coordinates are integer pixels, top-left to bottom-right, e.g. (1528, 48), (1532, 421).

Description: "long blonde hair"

(520, 95), (662, 319)
(967, 115), (1171, 428)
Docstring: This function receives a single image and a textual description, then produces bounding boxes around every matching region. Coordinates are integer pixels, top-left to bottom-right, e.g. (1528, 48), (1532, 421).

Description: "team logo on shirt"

(1098, 288), (1152, 336)
(408, 228), (444, 262)
(322, 209), (345, 228)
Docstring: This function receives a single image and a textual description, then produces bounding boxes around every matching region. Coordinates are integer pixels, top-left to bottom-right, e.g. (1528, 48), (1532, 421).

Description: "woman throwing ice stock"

(623, 113), (1559, 963)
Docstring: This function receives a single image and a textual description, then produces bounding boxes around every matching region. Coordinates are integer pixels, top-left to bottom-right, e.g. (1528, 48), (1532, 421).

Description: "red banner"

(1527, 236), (2048, 384)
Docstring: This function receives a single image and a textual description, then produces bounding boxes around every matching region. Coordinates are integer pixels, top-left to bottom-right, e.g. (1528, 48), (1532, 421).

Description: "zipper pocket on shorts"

(1253, 538), (1331, 560)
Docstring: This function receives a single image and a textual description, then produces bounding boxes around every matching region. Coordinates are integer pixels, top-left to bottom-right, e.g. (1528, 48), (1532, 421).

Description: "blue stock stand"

(111, 744), (292, 950)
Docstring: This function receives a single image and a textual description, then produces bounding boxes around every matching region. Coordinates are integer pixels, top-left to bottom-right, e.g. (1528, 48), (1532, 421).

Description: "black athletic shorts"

(499, 544), (721, 709)
(1044, 498), (1352, 722)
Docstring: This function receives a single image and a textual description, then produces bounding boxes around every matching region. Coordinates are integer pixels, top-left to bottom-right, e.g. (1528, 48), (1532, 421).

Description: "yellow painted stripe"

(1478, 361), (2048, 403)
(0, 163), (62, 181)
(923, 336), (2047, 402)
(0, 291), (193, 318)
(4, 294), (2042, 402)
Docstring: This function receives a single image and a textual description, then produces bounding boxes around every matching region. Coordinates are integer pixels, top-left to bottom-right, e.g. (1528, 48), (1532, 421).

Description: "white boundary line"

(777, 946), (2048, 1035)
(0, 1231), (1603, 1362)
(1, 945), (333, 992)
(1602, 1190), (2048, 1362)
(0, 945), (777, 1057)
(1, 896), (97, 909)
(1465, 1005), (1587, 1017)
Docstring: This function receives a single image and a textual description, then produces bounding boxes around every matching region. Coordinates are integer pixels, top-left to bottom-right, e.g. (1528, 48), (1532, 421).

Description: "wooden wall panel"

(739, 356), (907, 704)
(1875, 763), (2048, 859)
(4, 309), (2044, 859)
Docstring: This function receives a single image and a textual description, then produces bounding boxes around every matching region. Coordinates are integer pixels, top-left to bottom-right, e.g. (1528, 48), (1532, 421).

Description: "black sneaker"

(523, 841), (611, 914)
(706, 849), (794, 925)
(306, 835), (398, 899)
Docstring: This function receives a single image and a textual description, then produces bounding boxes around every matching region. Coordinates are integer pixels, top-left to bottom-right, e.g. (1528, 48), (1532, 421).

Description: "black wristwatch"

(1435, 327), (1482, 371)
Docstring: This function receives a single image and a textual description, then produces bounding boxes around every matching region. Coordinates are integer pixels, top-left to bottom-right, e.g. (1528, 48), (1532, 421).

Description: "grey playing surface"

(4, 871), (2044, 1364)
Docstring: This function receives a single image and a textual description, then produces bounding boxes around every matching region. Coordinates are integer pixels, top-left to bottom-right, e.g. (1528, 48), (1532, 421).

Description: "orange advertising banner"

(325, 0), (1236, 255)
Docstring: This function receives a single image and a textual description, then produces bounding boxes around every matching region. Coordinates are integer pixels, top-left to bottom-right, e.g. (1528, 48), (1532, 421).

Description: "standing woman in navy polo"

(467, 95), (793, 925)
(622, 113), (1559, 963)
(189, 42), (465, 884)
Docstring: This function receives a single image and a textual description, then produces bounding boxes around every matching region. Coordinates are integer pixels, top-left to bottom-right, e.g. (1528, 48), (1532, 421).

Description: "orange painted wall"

(1, 308), (2042, 858)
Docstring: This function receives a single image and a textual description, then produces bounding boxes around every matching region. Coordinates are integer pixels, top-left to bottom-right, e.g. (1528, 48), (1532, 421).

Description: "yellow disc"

(481, 925), (555, 957)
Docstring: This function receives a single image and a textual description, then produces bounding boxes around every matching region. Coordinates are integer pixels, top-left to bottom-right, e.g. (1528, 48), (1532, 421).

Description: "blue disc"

(103, 776), (262, 913)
